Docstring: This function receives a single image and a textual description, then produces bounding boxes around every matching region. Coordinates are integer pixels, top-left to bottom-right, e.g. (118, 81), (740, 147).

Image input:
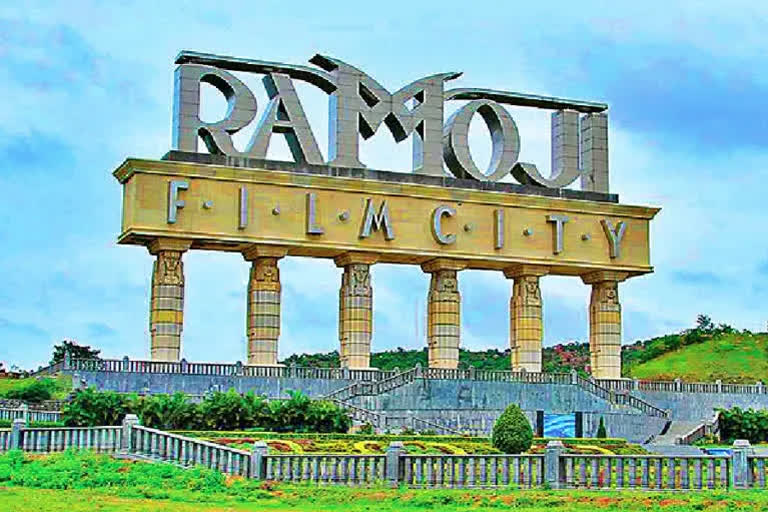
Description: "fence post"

(674, 378), (682, 392)
(386, 441), (404, 487)
(545, 440), (565, 489)
(716, 379), (722, 393)
(20, 403), (29, 424)
(251, 441), (268, 480)
(570, 369), (578, 385)
(10, 418), (26, 450)
(121, 414), (140, 454)
(731, 439), (751, 489)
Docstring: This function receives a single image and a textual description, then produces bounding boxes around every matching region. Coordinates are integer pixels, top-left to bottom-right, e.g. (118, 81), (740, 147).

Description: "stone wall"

(68, 368), (768, 443)
(632, 390), (768, 420)
(72, 370), (355, 398)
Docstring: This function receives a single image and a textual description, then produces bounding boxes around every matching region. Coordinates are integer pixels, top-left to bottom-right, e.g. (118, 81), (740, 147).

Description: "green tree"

(491, 404), (533, 454)
(51, 340), (100, 365)
(61, 388), (132, 426)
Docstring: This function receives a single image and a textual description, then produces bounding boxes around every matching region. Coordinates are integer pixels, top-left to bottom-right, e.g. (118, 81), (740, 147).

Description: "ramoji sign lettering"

(173, 51), (610, 193)
(114, 160), (657, 275)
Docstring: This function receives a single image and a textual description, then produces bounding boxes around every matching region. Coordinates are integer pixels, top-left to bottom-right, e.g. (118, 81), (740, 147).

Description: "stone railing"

(20, 425), (122, 453)
(574, 375), (668, 418)
(562, 453), (731, 490)
(749, 455), (768, 488)
(264, 454), (386, 483)
(1, 419), (766, 490)
(330, 399), (387, 429)
(0, 405), (62, 423)
(0, 430), (10, 451)
(599, 378), (767, 396)
(62, 357), (395, 382)
(130, 425), (253, 477)
(676, 412), (720, 446)
(0, 399), (68, 411)
(401, 453), (544, 488)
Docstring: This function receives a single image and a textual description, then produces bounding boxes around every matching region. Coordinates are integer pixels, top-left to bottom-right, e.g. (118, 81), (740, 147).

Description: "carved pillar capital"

(334, 251), (379, 267)
(420, 258), (467, 274)
(580, 270), (629, 285)
(242, 244), (289, 261)
(503, 264), (550, 279)
(147, 237), (192, 255)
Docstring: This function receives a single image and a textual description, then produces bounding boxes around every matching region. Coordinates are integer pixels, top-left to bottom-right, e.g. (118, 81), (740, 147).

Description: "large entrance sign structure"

(113, 51), (659, 380)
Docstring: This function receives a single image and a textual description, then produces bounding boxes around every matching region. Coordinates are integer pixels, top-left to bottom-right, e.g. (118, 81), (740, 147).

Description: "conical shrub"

(491, 403), (533, 454)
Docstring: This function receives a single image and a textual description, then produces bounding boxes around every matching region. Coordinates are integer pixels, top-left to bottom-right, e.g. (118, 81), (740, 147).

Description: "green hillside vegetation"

(628, 332), (768, 384)
(0, 375), (72, 402)
(281, 316), (765, 383)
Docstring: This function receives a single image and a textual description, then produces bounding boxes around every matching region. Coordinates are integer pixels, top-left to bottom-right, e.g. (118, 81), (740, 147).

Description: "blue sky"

(1, 1), (767, 370)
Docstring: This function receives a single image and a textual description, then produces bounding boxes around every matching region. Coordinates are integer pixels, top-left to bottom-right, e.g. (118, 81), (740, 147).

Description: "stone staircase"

(648, 420), (707, 446)
(325, 368), (464, 435)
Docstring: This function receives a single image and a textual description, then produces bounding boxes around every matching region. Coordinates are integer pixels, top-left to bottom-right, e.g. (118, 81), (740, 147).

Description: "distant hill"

(627, 332), (768, 384)
(280, 316), (766, 383)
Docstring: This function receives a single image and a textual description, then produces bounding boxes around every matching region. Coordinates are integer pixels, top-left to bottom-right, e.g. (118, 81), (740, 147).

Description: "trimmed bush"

(491, 404), (533, 454)
(596, 417), (607, 438)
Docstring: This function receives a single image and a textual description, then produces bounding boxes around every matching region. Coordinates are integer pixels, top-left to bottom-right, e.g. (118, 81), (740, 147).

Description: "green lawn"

(2, 450), (768, 511)
(0, 375), (72, 400)
(629, 333), (768, 383)
(3, 485), (768, 512)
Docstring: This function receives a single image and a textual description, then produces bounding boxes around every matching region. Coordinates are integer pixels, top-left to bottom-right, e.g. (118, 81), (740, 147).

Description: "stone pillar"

(581, 271), (628, 380)
(421, 259), (466, 369)
(10, 418), (25, 450)
(121, 413), (140, 453)
(335, 253), (378, 369)
(242, 245), (288, 366)
(731, 439), (751, 489)
(545, 440), (566, 489)
(148, 238), (192, 361)
(504, 265), (549, 372)
(251, 440), (269, 480)
(385, 441), (405, 487)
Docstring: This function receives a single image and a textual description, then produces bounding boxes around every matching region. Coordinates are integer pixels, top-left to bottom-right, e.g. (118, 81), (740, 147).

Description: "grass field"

(2, 450), (768, 511)
(0, 375), (72, 400)
(3, 484), (768, 511)
(629, 333), (768, 383)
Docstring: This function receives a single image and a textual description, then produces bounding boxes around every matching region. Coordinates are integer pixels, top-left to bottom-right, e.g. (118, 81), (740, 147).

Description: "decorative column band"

(582, 270), (628, 380)
(422, 259), (465, 369)
(335, 253), (377, 369)
(504, 265), (549, 373)
(148, 238), (192, 362)
(243, 245), (288, 366)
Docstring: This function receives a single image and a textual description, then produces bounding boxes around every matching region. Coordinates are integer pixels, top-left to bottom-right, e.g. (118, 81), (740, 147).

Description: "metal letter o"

(442, 99), (520, 182)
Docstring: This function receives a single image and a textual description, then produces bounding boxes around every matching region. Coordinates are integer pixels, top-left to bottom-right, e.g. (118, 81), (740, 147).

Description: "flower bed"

(185, 432), (645, 456)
